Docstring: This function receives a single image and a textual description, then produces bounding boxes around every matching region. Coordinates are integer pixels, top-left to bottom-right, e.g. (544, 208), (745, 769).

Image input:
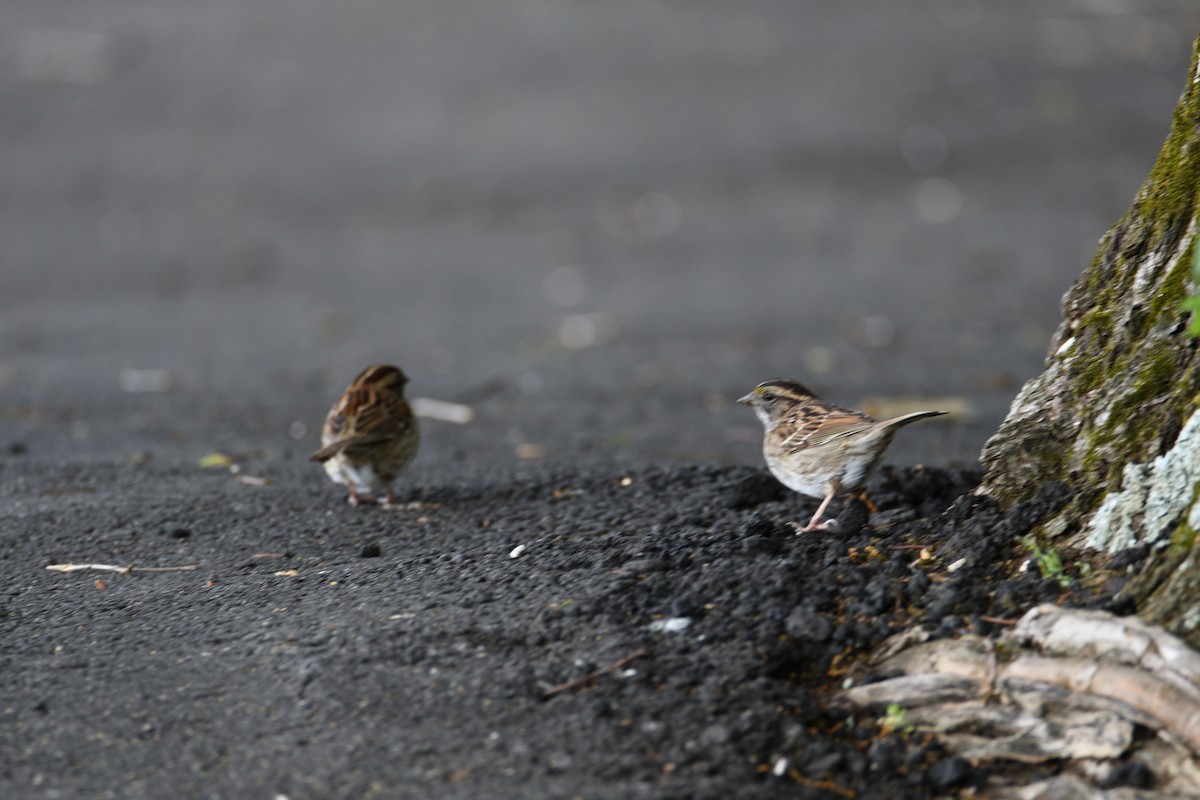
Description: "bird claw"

(349, 489), (396, 507)
(348, 491), (380, 506)
(791, 518), (838, 534)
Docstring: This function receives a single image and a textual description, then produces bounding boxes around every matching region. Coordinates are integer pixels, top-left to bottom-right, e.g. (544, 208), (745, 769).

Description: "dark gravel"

(2, 455), (1127, 799)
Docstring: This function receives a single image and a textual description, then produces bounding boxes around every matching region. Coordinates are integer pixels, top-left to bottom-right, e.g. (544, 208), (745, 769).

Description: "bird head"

(351, 364), (409, 392)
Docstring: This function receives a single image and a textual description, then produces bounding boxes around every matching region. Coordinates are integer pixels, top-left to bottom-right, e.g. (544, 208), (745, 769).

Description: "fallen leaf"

(199, 452), (234, 469)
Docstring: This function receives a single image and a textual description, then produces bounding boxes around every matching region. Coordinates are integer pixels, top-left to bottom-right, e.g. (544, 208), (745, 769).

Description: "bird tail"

(309, 441), (346, 462)
(309, 431), (395, 462)
(882, 410), (948, 428)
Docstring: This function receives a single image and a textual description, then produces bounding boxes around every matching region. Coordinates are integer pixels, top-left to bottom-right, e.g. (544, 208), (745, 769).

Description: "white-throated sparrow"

(739, 379), (945, 532)
(310, 364), (420, 505)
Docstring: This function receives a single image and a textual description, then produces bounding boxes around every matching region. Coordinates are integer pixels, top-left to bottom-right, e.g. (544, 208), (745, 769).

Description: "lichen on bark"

(977, 37), (1200, 559)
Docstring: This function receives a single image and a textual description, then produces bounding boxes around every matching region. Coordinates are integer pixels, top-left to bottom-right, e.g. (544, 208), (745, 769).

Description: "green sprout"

(881, 704), (914, 736)
(1021, 536), (1072, 588)
(1183, 238), (1200, 337)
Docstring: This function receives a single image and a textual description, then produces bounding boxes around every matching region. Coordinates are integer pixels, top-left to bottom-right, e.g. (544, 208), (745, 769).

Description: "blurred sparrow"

(739, 379), (945, 532)
(309, 364), (420, 505)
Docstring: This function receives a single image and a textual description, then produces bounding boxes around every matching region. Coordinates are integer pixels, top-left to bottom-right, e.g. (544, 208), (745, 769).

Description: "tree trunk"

(977, 37), (1200, 641)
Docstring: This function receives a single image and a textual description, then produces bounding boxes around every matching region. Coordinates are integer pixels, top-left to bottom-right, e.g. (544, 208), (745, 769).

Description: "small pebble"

(803, 749), (844, 778)
(906, 570), (932, 603)
(867, 736), (902, 772)
(670, 597), (697, 617)
(647, 617), (691, 633)
(699, 724), (730, 747)
(785, 606), (833, 642)
(928, 756), (972, 790)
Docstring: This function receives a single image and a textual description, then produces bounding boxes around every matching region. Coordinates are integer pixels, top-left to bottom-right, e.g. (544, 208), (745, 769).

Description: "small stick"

(978, 615), (1018, 626)
(542, 649), (648, 699)
(786, 768), (856, 798)
(411, 397), (476, 425)
(129, 565), (199, 573)
(46, 563), (199, 575)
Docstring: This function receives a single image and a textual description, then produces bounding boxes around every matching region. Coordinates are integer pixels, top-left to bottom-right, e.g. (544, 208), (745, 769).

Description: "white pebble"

(647, 617), (691, 633)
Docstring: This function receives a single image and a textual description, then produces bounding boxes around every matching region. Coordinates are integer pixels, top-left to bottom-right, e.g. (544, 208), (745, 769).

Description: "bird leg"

(794, 490), (838, 533)
(348, 487), (397, 506)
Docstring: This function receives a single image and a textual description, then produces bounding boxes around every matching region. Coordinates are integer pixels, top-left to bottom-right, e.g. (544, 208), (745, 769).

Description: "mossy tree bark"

(977, 37), (1200, 642)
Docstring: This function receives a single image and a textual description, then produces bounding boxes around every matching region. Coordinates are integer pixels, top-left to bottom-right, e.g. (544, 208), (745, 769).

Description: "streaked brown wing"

(310, 389), (411, 462)
(781, 402), (877, 453)
(340, 389), (411, 443)
(325, 408), (348, 438)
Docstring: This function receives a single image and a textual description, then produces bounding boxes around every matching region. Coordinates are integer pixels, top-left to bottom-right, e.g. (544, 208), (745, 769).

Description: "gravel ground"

(7, 458), (1103, 799)
(2, 2), (1197, 797)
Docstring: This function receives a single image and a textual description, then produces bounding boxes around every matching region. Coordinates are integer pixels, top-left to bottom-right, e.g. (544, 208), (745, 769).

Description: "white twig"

(411, 397), (476, 425)
(46, 563), (198, 575)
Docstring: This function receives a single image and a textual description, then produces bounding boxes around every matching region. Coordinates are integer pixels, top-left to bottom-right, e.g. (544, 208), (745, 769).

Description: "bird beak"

(736, 392), (754, 405)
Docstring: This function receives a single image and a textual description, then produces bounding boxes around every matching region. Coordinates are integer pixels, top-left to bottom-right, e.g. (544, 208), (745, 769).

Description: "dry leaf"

(199, 452), (234, 469)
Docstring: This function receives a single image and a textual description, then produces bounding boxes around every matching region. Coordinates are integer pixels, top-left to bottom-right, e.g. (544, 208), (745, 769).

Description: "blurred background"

(2, 0), (1197, 476)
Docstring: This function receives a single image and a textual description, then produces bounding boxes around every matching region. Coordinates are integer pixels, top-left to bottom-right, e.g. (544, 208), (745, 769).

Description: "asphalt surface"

(3, 2), (1198, 797)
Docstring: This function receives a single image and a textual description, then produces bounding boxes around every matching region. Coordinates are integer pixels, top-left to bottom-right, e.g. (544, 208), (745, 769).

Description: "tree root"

(840, 605), (1200, 795)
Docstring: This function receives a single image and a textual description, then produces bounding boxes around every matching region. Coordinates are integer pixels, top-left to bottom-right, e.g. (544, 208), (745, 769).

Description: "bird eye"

(761, 392), (775, 402)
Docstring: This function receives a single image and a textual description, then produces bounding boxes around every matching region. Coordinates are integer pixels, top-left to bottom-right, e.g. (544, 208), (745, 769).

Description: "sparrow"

(738, 379), (946, 532)
(309, 364), (420, 505)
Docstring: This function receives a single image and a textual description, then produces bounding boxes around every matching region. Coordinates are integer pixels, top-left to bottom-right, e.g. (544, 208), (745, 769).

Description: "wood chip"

(236, 475), (271, 487)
